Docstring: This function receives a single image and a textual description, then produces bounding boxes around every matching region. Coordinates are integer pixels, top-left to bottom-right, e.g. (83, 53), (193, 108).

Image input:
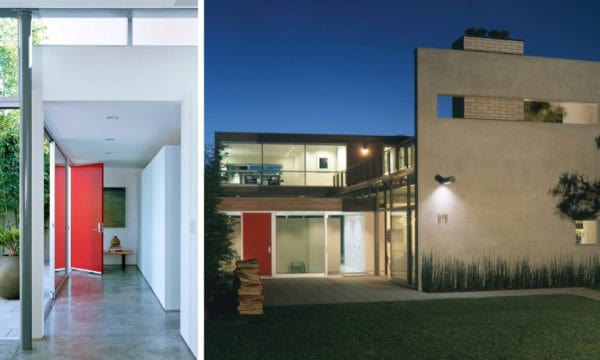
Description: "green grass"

(205, 295), (600, 359)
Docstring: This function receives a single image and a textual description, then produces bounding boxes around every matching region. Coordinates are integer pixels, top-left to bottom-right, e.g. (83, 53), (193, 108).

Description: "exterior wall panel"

(416, 48), (600, 289)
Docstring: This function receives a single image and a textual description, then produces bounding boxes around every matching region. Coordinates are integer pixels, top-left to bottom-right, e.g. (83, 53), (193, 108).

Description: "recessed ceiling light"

(104, 138), (115, 141)
(104, 152), (112, 155)
(105, 115), (119, 120)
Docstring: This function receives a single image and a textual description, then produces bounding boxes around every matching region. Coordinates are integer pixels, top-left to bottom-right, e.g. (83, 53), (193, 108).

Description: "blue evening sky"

(205, 0), (600, 145)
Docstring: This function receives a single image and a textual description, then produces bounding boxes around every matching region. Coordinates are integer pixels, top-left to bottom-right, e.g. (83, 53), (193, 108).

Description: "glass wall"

(305, 145), (346, 186)
(221, 143), (262, 184)
(383, 143), (415, 176)
(221, 142), (346, 187)
(262, 144), (305, 186)
(276, 216), (325, 274)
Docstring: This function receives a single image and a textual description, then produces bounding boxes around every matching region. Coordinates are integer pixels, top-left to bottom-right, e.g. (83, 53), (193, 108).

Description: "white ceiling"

(0, 0), (197, 8)
(44, 101), (181, 168)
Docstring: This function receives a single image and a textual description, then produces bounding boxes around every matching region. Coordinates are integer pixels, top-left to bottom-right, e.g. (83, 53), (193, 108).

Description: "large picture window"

(221, 142), (346, 187)
(276, 216), (325, 274)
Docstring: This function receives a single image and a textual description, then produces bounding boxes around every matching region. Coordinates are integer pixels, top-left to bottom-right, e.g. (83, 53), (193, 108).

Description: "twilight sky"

(205, 0), (600, 145)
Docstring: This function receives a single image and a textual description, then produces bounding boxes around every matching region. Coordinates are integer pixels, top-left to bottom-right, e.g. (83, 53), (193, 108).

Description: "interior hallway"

(2, 266), (193, 359)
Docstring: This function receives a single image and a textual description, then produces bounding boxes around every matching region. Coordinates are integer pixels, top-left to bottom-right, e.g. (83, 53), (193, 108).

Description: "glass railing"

(221, 170), (339, 187)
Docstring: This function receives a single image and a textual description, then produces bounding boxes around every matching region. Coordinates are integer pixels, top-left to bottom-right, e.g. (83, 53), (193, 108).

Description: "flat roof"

(215, 131), (412, 145)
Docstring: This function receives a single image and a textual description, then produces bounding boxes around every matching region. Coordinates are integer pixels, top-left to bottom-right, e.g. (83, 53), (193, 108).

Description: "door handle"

(267, 246), (271, 253)
(92, 223), (103, 233)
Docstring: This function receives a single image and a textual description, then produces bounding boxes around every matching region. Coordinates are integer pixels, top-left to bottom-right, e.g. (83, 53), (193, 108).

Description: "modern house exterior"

(219, 32), (600, 292)
(216, 132), (418, 285)
(416, 33), (600, 289)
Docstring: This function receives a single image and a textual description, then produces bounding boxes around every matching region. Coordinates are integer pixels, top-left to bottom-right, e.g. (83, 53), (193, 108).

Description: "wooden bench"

(104, 249), (133, 270)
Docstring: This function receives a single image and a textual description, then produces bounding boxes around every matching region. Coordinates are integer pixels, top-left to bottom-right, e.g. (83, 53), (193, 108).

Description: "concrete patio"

(262, 276), (600, 306)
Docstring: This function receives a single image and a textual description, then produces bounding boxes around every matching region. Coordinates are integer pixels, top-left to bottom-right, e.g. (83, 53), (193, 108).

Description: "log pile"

(235, 259), (263, 315)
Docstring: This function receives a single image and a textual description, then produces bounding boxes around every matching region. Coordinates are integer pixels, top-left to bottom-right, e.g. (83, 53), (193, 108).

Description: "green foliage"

(0, 227), (19, 256)
(550, 172), (600, 221)
(0, 19), (48, 226)
(421, 253), (600, 292)
(204, 143), (236, 306)
(0, 112), (19, 227)
(525, 101), (566, 123)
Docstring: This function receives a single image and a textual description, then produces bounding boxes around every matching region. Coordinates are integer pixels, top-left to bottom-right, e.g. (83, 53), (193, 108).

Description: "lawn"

(205, 295), (600, 359)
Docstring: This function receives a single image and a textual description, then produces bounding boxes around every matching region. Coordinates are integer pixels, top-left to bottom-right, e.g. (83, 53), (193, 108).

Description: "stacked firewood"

(235, 259), (263, 315)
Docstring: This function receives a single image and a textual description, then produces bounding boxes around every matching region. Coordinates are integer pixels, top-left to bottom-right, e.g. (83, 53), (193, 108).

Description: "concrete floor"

(262, 276), (600, 306)
(2, 266), (193, 360)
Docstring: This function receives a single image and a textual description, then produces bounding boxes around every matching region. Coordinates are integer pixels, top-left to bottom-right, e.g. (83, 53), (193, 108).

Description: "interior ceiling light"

(105, 115), (119, 120)
(435, 174), (456, 185)
(104, 138), (115, 141)
(104, 152), (112, 155)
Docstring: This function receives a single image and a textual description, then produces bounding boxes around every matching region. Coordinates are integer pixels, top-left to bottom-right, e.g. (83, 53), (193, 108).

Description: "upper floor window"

(221, 142), (346, 187)
(438, 94), (599, 125)
(525, 100), (598, 125)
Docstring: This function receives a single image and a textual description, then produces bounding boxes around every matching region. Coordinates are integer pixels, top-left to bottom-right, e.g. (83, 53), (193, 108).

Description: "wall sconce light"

(360, 145), (369, 156)
(435, 174), (455, 185)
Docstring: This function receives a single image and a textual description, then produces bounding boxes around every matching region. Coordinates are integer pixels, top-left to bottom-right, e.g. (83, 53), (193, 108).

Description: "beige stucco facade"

(416, 47), (600, 288)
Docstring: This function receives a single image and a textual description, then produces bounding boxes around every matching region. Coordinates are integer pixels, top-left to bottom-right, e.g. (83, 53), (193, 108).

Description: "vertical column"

(406, 177), (413, 286)
(127, 11), (133, 46)
(18, 10), (33, 351)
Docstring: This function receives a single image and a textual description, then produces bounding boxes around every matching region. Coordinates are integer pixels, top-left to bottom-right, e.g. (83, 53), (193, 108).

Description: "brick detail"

(463, 97), (524, 121)
(456, 36), (524, 55)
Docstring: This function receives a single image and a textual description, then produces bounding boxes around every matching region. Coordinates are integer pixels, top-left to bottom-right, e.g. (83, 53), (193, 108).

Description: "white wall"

(33, 45), (198, 353)
(103, 167), (141, 265)
(138, 146), (181, 311)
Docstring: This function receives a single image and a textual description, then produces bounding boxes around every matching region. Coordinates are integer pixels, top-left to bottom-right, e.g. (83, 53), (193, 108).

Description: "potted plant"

(0, 228), (19, 299)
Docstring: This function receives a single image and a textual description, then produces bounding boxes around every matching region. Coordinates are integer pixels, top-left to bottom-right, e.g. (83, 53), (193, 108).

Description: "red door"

(71, 164), (104, 274)
(55, 165), (66, 270)
(242, 213), (272, 276)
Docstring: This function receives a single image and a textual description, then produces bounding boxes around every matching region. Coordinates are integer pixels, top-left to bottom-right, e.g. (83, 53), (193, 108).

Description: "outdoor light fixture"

(360, 145), (369, 156)
(435, 174), (455, 185)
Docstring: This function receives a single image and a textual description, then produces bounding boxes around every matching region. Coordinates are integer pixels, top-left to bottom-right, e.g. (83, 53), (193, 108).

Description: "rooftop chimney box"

(452, 28), (524, 55)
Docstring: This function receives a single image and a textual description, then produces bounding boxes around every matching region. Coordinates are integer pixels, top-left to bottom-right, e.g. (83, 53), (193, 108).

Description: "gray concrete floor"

(0, 299), (19, 340)
(262, 276), (600, 306)
(2, 266), (193, 360)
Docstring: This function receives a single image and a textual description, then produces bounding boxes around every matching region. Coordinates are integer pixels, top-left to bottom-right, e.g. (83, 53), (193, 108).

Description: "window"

(34, 18), (128, 45)
(305, 145), (346, 186)
(576, 220), (598, 245)
(132, 17), (198, 46)
(221, 142), (346, 187)
(221, 143), (262, 185)
(262, 144), (305, 186)
(384, 146), (396, 175)
(525, 100), (598, 125)
(276, 216), (325, 274)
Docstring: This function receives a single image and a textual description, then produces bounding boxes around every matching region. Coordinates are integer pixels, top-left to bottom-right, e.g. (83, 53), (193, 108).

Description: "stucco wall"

(416, 48), (600, 287)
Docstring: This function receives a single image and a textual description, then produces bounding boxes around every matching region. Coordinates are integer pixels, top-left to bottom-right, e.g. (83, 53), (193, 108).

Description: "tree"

(550, 137), (600, 220)
(204, 143), (236, 307)
(0, 19), (46, 228)
(525, 101), (566, 123)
